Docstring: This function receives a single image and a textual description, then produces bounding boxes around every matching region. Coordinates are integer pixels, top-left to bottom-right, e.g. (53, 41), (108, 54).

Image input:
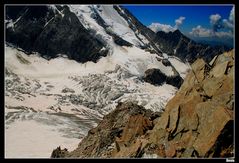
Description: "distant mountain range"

(5, 5), (231, 64)
(194, 39), (233, 48)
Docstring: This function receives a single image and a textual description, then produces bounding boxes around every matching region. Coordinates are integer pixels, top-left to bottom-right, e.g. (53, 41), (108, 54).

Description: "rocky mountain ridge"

(6, 6), (108, 63)
(154, 30), (230, 63)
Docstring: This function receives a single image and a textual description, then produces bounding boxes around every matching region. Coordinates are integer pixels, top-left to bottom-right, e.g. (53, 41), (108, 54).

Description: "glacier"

(5, 5), (190, 158)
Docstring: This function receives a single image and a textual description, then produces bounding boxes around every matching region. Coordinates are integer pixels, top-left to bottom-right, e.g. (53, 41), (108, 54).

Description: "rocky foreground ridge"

(52, 50), (234, 158)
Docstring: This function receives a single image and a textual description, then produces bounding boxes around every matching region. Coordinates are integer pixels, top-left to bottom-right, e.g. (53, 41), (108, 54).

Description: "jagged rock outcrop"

(51, 146), (69, 158)
(58, 50), (234, 158)
(61, 87), (75, 93)
(51, 102), (160, 158)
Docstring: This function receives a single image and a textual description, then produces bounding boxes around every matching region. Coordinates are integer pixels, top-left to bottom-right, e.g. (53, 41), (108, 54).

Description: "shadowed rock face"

(6, 5), (109, 63)
(51, 146), (69, 158)
(57, 50), (234, 158)
(143, 68), (183, 89)
(143, 69), (167, 86)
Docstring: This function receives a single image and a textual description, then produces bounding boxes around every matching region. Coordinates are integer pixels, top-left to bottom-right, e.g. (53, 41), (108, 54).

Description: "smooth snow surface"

(168, 56), (190, 79)
(5, 119), (81, 158)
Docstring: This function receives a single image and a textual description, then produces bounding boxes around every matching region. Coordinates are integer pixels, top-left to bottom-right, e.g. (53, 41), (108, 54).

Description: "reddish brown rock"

(143, 50), (234, 158)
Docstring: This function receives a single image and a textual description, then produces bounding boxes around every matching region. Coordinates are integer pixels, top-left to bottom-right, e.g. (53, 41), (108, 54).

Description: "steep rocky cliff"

(6, 5), (109, 63)
(53, 49), (234, 158)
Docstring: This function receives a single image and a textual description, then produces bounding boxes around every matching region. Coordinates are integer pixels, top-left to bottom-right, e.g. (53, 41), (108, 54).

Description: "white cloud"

(214, 31), (233, 38)
(223, 19), (233, 30)
(210, 14), (221, 25)
(189, 25), (232, 38)
(175, 16), (185, 28)
(189, 25), (212, 37)
(190, 7), (234, 39)
(148, 23), (176, 33)
(148, 16), (185, 33)
(229, 6), (234, 22)
(223, 7), (234, 31)
(209, 14), (223, 32)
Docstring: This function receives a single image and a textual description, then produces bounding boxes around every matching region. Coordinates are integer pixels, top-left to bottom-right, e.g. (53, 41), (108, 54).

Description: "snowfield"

(5, 5), (190, 158)
(5, 43), (189, 158)
(5, 44), (187, 158)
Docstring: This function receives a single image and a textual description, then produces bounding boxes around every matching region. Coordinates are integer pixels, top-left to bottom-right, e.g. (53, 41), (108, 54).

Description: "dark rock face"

(143, 68), (183, 89)
(153, 30), (231, 63)
(6, 6), (28, 20)
(143, 69), (167, 86)
(51, 146), (69, 158)
(111, 33), (133, 47)
(166, 75), (184, 89)
(162, 59), (171, 67)
(6, 6), (53, 52)
(6, 5), (109, 63)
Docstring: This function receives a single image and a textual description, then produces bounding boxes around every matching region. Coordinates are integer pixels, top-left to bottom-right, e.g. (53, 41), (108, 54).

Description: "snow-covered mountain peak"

(68, 5), (147, 48)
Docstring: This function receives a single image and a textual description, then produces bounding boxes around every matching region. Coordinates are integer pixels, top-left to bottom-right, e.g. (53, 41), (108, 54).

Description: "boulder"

(61, 87), (75, 93)
(6, 5), (109, 63)
(143, 68), (166, 86)
(162, 59), (171, 67)
(166, 74), (183, 89)
(143, 68), (183, 89)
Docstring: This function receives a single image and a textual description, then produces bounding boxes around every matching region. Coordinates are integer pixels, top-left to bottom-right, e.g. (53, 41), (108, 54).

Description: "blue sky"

(123, 5), (234, 47)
